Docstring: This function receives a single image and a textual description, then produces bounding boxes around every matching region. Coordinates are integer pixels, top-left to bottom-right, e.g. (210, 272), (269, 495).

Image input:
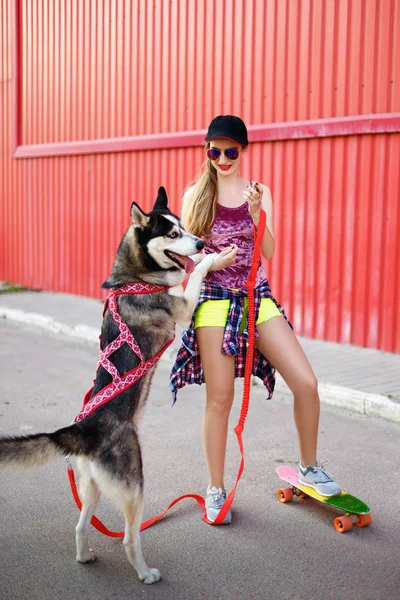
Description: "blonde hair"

(182, 152), (218, 238)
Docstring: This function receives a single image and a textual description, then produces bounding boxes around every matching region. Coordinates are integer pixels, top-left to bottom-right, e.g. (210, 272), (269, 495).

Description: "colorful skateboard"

(276, 465), (372, 533)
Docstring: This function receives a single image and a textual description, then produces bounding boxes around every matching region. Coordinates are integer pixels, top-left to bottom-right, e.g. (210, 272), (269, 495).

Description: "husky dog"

(0, 187), (215, 584)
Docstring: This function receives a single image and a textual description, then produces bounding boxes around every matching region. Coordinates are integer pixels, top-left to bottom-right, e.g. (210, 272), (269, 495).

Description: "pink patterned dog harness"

(74, 282), (173, 423)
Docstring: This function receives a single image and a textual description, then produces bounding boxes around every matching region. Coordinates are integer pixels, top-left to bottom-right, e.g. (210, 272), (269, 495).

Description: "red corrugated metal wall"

(1, 0), (400, 352)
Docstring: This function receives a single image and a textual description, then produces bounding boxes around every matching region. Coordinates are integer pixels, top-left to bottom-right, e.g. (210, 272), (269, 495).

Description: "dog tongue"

(185, 257), (196, 274)
(169, 252), (195, 274)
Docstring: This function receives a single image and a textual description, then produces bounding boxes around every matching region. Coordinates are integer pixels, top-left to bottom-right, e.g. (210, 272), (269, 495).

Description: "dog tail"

(0, 424), (86, 471)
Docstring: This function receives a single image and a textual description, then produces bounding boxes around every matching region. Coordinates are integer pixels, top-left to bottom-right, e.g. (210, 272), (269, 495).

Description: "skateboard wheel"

(298, 492), (307, 499)
(355, 513), (372, 528)
(334, 516), (353, 533)
(277, 487), (294, 503)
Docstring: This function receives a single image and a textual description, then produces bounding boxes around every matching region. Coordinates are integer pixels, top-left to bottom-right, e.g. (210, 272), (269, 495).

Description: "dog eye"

(168, 232), (179, 239)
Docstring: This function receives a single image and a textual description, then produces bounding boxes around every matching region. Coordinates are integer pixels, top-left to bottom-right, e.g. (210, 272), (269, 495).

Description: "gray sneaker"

(205, 487), (232, 524)
(298, 461), (342, 497)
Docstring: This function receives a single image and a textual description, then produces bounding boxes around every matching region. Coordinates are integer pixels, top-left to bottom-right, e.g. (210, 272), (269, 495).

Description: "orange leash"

(67, 209), (267, 532)
(210, 208), (266, 525)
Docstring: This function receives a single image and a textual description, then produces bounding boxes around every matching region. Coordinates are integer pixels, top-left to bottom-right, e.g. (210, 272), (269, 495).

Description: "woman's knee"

(289, 373), (318, 397)
(206, 389), (235, 415)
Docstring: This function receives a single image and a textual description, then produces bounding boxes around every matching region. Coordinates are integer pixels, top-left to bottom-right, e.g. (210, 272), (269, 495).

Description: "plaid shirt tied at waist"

(169, 279), (292, 405)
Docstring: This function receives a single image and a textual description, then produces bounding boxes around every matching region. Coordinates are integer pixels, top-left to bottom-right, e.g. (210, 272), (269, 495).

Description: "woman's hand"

(243, 181), (263, 220)
(209, 245), (238, 271)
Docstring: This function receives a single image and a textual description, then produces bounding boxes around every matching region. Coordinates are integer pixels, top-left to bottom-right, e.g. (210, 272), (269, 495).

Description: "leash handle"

(67, 467), (124, 537)
(68, 464), (207, 535)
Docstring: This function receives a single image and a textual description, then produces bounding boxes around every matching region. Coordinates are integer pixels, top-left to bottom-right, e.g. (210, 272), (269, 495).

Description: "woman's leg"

(255, 316), (319, 466)
(196, 326), (235, 489)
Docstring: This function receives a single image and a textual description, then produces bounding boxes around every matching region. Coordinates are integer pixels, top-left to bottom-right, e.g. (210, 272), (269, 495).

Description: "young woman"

(170, 115), (341, 524)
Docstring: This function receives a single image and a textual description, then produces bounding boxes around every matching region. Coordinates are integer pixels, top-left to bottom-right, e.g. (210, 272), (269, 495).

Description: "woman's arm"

(243, 184), (275, 260)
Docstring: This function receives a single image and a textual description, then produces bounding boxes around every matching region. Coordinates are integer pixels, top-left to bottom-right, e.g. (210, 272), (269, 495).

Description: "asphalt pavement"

(0, 290), (399, 599)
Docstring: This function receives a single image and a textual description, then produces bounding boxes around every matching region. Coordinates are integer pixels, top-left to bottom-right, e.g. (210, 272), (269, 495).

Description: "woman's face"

(207, 139), (244, 177)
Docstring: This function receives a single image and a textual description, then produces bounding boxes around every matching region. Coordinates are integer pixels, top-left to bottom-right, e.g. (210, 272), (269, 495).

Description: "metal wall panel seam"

(11, 113), (400, 158)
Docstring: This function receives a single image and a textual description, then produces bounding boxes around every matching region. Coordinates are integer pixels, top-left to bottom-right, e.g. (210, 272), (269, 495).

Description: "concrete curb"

(273, 377), (400, 423)
(2, 305), (399, 424)
(1, 307), (100, 344)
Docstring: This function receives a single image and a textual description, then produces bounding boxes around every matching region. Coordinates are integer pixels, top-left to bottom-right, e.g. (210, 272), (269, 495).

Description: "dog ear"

(131, 202), (150, 228)
(153, 186), (168, 211)
(101, 276), (116, 289)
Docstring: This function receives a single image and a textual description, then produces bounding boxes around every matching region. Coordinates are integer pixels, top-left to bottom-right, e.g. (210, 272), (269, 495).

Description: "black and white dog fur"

(0, 187), (215, 584)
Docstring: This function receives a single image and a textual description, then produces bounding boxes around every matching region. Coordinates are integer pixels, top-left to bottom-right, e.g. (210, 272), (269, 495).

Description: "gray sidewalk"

(0, 289), (399, 423)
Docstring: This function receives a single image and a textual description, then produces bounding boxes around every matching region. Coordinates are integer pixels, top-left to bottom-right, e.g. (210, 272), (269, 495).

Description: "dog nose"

(196, 240), (205, 251)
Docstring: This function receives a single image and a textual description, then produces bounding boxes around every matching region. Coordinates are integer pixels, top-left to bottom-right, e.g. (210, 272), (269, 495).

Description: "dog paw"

(196, 252), (216, 272)
(76, 548), (97, 563)
(191, 253), (207, 265)
(140, 568), (162, 584)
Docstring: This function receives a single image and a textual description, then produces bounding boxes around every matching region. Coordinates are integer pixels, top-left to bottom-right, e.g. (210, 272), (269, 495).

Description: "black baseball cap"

(205, 115), (248, 146)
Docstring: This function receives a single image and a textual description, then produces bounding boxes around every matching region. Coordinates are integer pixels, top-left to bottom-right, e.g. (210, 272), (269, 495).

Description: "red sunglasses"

(206, 147), (240, 161)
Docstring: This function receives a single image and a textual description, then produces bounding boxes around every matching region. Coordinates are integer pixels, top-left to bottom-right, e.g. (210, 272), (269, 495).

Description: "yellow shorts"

(195, 297), (282, 329)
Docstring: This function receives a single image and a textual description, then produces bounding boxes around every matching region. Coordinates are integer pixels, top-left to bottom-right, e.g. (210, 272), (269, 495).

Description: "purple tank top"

(204, 202), (267, 288)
